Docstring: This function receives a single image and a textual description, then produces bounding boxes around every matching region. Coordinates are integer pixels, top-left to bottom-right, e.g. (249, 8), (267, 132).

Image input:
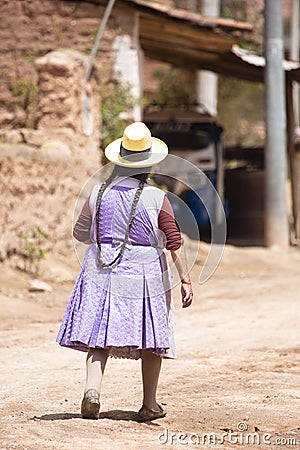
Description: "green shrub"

(21, 227), (48, 275)
(11, 77), (38, 128)
(218, 76), (264, 146)
(100, 81), (137, 149)
(148, 67), (196, 106)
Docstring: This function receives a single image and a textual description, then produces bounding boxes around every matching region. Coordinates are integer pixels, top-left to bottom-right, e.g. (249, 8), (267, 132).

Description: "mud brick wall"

(0, 0), (141, 261)
(0, 0), (138, 130)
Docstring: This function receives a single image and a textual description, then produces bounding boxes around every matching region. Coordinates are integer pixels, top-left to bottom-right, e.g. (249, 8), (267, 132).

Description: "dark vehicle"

(144, 106), (226, 237)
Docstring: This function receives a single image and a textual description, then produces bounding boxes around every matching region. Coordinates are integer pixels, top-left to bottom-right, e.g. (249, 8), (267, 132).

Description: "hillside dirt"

(0, 241), (299, 449)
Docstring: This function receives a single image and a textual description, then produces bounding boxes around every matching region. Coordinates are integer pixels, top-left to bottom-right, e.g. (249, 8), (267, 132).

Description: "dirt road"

(0, 243), (299, 449)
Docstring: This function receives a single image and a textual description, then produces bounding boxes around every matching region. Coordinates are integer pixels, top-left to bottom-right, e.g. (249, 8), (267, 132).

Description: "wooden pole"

(286, 79), (298, 243)
(294, 149), (300, 241)
(289, 0), (300, 244)
(290, 0), (299, 125)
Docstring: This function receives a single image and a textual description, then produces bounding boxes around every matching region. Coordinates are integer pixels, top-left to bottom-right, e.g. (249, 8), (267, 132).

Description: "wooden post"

(286, 79), (300, 244)
(294, 149), (300, 241)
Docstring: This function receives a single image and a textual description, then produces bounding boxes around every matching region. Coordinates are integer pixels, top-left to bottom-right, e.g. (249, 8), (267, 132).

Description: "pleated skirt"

(56, 243), (175, 359)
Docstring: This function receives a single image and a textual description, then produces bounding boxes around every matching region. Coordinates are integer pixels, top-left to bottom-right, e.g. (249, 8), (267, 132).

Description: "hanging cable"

(83, 0), (117, 136)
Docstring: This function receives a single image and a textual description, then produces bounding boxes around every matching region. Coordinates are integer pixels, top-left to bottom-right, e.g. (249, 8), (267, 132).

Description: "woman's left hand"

(181, 282), (193, 308)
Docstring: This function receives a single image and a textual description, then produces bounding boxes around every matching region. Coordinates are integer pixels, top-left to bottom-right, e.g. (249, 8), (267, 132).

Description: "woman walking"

(56, 122), (193, 420)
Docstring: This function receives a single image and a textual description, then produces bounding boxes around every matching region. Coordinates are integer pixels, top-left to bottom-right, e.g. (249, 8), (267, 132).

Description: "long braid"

(95, 169), (116, 261)
(95, 170), (145, 269)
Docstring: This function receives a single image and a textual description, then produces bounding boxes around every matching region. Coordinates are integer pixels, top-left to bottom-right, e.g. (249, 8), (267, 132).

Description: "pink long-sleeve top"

(74, 193), (182, 251)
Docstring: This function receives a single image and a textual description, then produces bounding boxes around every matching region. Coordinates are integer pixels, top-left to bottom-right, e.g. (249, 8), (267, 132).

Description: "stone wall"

(0, 48), (101, 155)
(0, 0), (141, 135)
(0, 143), (99, 262)
(0, 0), (143, 261)
(35, 49), (101, 153)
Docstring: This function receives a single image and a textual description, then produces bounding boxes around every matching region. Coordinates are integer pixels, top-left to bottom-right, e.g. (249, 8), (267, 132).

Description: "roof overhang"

(229, 45), (300, 83)
(121, 0), (300, 84)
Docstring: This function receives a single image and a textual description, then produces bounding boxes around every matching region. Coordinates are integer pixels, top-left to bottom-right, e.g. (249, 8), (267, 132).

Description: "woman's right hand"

(181, 281), (193, 308)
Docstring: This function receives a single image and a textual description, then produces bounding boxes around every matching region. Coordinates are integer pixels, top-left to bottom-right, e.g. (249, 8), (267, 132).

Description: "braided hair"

(95, 165), (150, 268)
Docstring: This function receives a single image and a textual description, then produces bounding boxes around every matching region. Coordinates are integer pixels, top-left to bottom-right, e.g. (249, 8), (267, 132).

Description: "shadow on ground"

(32, 410), (159, 424)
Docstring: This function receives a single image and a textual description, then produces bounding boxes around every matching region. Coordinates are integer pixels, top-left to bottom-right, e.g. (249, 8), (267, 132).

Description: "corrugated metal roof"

(230, 45), (300, 82)
(121, 0), (300, 83)
(232, 45), (300, 71)
(122, 0), (253, 33)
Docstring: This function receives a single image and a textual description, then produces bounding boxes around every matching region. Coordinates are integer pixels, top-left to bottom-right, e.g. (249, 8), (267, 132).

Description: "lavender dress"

(56, 177), (175, 359)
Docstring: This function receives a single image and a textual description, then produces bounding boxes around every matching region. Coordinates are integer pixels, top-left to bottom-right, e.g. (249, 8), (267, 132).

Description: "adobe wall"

(0, 0), (142, 262)
(0, 0), (141, 135)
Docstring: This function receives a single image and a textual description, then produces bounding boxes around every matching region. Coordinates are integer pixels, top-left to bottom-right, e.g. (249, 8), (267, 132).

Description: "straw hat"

(104, 122), (168, 168)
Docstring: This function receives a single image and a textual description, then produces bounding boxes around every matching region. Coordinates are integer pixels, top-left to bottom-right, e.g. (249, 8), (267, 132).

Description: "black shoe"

(138, 404), (166, 421)
(81, 389), (100, 419)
